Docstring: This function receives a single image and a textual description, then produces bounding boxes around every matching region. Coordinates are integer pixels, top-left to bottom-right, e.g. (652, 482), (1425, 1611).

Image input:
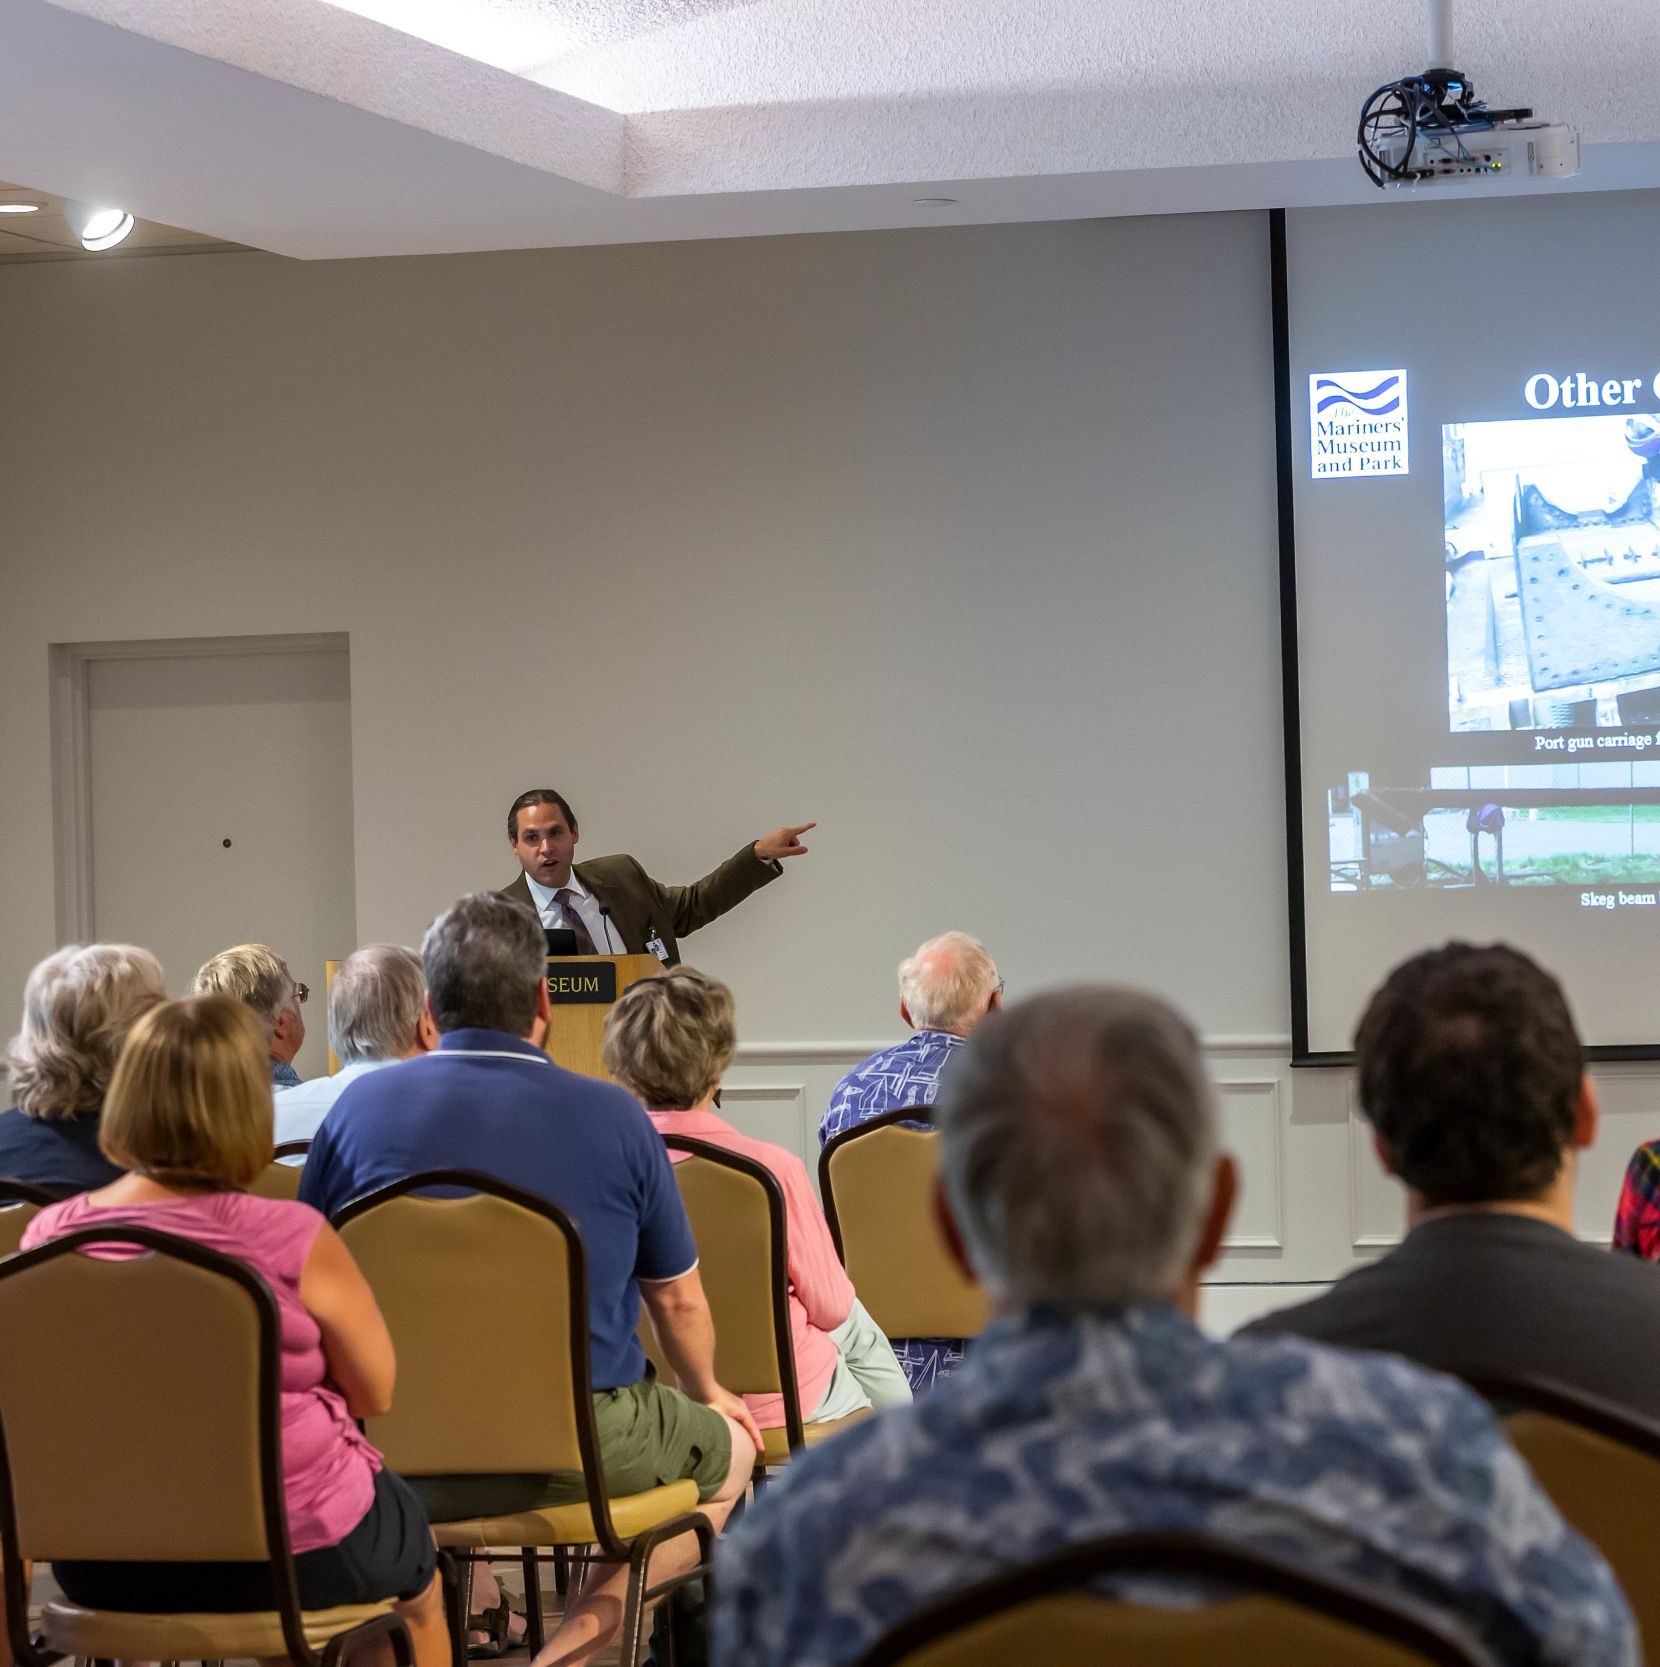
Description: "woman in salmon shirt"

(22, 996), (448, 1667)
(603, 969), (911, 1431)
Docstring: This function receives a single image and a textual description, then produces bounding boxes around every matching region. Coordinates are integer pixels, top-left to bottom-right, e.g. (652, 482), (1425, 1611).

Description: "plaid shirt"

(1613, 1138), (1660, 1259)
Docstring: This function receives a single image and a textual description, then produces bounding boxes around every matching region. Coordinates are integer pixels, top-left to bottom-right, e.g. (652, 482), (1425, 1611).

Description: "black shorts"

(54, 1467), (438, 1613)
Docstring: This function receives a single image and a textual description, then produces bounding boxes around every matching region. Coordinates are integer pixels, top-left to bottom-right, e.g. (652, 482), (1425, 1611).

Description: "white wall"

(5, 210), (1640, 1286)
(0, 215), (1285, 1036)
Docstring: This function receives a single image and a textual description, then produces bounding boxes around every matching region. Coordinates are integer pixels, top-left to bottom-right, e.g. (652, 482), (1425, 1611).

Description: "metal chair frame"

(852, 1530), (1488, 1667)
(1458, 1370), (1660, 1457)
(0, 1225), (415, 1667)
(333, 1170), (714, 1666)
(0, 1183), (66, 1208)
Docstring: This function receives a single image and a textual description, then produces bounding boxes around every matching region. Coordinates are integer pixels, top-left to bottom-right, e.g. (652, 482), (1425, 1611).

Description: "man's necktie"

(555, 888), (598, 955)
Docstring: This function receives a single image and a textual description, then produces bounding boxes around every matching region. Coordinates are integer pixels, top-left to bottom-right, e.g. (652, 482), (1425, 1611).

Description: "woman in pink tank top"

(21, 996), (447, 1667)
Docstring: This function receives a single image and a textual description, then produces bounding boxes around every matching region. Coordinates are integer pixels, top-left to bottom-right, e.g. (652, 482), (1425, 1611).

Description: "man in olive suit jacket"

(498, 787), (813, 965)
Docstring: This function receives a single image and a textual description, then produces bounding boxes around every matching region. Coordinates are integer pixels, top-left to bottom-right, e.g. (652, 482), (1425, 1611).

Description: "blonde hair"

(99, 997), (274, 1188)
(898, 932), (999, 1034)
(192, 944), (294, 1038)
(5, 945), (166, 1120)
(602, 969), (736, 1109)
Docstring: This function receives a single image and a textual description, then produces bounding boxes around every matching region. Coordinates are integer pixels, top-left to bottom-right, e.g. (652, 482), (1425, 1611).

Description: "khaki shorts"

(406, 1373), (733, 1524)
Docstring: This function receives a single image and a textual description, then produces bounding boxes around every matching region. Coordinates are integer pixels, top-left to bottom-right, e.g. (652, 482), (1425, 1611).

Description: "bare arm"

(640, 1267), (764, 1453)
(298, 1222), (397, 1419)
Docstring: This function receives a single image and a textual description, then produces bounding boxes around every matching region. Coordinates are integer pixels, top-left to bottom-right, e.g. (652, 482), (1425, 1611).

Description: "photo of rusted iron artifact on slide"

(1329, 413), (1660, 892)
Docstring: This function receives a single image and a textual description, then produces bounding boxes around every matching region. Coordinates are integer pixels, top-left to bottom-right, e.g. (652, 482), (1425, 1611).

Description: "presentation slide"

(1287, 192), (1660, 1055)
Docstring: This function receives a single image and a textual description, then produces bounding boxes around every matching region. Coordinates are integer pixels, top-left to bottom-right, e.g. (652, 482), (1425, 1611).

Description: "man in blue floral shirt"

(718, 986), (1636, 1667)
(817, 932), (1002, 1391)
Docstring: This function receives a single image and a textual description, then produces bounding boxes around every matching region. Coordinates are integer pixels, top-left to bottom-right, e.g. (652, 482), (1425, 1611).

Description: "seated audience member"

(819, 932), (1001, 1145)
(607, 968), (912, 1431)
(818, 931), (1001, 1392)
(20, 997), (447, 1667)
(714, 984), (1636, 1667)
(1246, 941), (1660, 1420)
(274, 945), (437, 1149)
(193, 943), (309, 1087)
(300, 892), (758, 1667)
(1614, 1133), (1660, 1259)
(0, 944), (165, 1193)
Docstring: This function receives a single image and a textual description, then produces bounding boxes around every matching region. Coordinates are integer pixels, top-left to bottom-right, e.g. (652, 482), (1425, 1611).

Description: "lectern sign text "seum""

(1309, 371), (1409, 478)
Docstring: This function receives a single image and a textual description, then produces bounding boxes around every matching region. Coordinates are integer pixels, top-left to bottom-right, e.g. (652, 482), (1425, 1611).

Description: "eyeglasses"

(294, 982), (310, 1006)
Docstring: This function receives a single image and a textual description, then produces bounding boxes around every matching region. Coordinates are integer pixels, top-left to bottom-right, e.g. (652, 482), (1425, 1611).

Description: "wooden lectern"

(544, 954), (665, 1082)
(323, 955), (664, 1084)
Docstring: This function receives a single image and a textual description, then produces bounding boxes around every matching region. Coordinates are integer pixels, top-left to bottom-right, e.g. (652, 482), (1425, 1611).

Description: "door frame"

(49, 633), (350, 942)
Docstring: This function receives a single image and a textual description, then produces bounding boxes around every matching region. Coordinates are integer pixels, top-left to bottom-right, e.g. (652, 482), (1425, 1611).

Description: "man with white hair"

(817, 932), (1001, 1390)
(715, 985), (1638, 1667)
(818, 932), (1001, 1147)
(273, 945), (438, 1147)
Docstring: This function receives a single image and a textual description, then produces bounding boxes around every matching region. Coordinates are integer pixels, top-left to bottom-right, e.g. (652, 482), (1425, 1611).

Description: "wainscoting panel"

(720, 1037), (1660, 1288)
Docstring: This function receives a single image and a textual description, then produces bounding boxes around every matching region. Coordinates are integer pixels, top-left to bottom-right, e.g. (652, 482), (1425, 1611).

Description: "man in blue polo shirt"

(301, 891), (759, 1667)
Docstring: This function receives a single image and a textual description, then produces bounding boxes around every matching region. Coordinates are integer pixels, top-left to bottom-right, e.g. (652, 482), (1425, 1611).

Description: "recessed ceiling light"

(0, 202), (42, 214)
(912, 197), (959, 207)
(62, 200), (135, 251)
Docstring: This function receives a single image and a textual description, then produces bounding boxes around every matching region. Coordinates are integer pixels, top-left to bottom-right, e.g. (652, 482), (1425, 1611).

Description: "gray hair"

(328, 945), (426, 1064)
(422, 892), (545, 1037)
(937, 985), (1219, 1310)
(192, 944), (293, 1039)
(5, 944), (167, 1120)
(898, 932), (1000, 1034)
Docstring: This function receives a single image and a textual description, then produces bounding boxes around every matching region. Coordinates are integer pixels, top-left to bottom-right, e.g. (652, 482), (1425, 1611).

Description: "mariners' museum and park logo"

(1309, 370), (1409, 478)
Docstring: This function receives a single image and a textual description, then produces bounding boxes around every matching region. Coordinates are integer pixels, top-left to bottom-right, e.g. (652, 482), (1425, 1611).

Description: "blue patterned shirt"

(819, 1031), (969, 1393)
(713, 1305), (1636, 1667)
(818, 1031), (964, 1146)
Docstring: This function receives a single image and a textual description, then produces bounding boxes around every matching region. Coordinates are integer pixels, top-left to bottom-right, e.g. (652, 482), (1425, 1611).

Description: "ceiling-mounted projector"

(1358, 0), (1579, 188)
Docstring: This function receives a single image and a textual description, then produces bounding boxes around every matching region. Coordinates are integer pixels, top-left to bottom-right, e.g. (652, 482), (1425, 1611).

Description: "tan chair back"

(669, 1148), (790, 1400)
(1501, 1402), (1660, 1656)
(0, 1204), (39, 1258)
(0, 1227), (275, 1563)
(248, 1160), (304, 1202)
(820, 1118), (989, 1339)
(0, 1184), (56, 1257)
(335, 1178), (588, 1475)
(854, 1532), (1485, 1667)
(883, 1594), (1474, 1666)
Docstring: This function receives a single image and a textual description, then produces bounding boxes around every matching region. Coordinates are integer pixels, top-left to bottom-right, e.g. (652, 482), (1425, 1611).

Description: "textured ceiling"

(5, 0), (1660, 258)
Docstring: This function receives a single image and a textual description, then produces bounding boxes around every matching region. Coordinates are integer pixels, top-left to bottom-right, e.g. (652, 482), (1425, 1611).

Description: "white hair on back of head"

(936, 985), (1219, 1311)
(5, 944), (166, 1120)
(328, 945), (426, 1064)
(897, 932), (999, 1034)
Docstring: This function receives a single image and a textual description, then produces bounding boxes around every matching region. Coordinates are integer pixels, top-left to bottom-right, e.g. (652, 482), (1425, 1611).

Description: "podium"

(544, 954), (665, 1082)
(322, 955), (664, 1084)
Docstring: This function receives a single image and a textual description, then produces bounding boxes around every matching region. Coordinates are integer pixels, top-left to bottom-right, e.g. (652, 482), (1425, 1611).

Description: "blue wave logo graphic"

(1312, 373), (1402, 416)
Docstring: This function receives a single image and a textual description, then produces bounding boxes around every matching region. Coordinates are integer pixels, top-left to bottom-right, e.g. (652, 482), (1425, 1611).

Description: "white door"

(85, 643), (355, 1082)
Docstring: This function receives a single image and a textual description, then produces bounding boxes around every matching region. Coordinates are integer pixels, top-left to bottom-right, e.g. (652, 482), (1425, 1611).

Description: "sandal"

(466, 1591), (528, 1659)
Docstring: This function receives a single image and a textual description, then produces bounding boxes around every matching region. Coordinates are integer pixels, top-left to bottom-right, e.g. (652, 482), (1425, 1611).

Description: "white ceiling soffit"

(5, 0), (1660, 260)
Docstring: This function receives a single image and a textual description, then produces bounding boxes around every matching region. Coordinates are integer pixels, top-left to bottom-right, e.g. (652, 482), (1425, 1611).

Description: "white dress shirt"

(272, 1056), (400, 1152)
(524, 867), (619, 953)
